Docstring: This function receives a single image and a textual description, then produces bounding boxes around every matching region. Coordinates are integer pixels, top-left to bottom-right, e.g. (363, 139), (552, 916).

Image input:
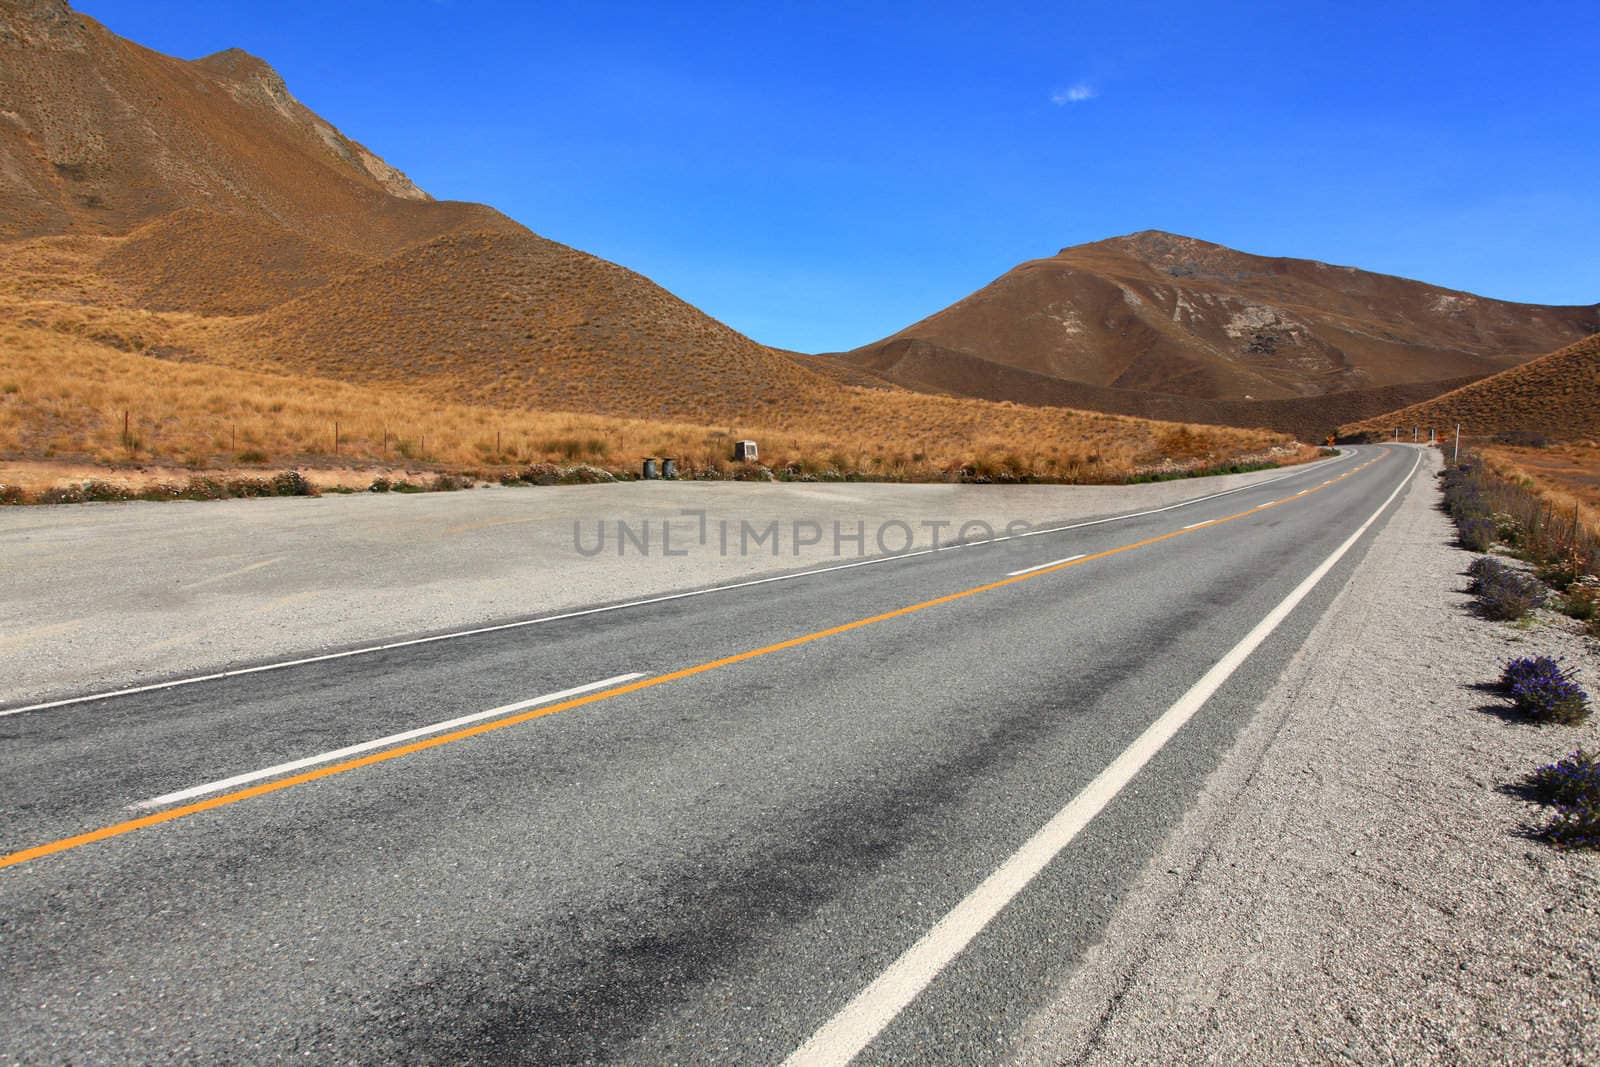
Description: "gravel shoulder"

(0, 463), (1319, 707)
(1014, 448), (1600, 1065)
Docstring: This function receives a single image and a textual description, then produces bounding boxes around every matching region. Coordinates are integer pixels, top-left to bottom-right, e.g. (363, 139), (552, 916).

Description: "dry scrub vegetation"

(1478, 444), (1600, 543)
(0, 295), (1301, 488)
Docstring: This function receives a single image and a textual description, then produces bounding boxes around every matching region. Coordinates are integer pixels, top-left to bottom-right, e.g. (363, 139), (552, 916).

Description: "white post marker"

(782, 449), (1422, 1067)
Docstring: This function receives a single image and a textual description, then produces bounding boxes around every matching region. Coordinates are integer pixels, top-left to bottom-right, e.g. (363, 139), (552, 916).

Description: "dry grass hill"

(1342, 334), (1600, 442)
(838, 231), (1599, 438)
(218, 229), (845, 422)
(98, 209), (369, 315)
(848, 336), (1487, 443)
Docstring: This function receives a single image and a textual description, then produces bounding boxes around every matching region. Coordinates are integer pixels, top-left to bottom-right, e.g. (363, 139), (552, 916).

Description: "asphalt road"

(0, 445), (1423, 1064)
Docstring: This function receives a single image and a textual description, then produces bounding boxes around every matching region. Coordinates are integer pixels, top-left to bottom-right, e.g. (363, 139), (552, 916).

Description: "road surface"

(0, 445), (1421, 1064)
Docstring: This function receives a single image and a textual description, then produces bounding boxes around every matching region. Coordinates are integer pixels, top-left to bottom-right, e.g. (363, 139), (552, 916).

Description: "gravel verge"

(1013, 448), (1600, 1065)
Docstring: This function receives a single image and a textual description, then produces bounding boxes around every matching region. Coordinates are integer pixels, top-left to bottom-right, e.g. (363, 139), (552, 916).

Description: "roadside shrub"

(223, 477), (273, 498)
(1466, 555), (1505, 590)
(1500, 656), (1592, 725)
(35, 484), (87, 505)
(1529, 747), (1600, 805)
(1560, 576), (1600, 622)
(1496, 430), (1551, 449)
(1538, 548), (1589, 592)
(1458, 517), (1496, 552)
(518, 462), (562, 486)
(270, 470), (316, 497)
(1441, 464), (1489, 521)
(565, 464), (616, 484)
(429, 473), (470, 492)
(1527, 748), (1600, 850)
(135, 482), (185, 501)
(0, 484), (26, 505)
(1474, 566), (1546, 620)
(182, 476), (227, 500)
(1491, 511), (1525, 546)
(80, 480), (130, 502)
(369, 477), (392, 493)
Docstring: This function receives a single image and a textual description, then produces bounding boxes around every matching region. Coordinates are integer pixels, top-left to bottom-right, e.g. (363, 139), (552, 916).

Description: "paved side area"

(0, 464), (1317, 706)
(1013, 450), (1600, 1064)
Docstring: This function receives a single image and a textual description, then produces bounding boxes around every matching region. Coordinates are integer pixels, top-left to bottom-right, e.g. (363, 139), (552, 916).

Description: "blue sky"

(80, 0), (1600, 353)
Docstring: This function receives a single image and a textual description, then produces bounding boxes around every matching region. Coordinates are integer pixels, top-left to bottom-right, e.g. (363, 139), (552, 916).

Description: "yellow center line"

(0, 449), (1393, 872)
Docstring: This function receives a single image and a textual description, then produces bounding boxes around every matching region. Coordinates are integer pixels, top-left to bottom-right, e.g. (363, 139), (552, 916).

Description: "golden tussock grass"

(1343, 334), (1600, 441)
(0, 303), (1299, 485)
(0, 217), (1302, 492)
(1479, 443), (1600, 540)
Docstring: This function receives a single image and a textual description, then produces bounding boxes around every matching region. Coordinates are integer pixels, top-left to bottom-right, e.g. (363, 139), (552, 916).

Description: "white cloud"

(1051, 83), (1097, 105)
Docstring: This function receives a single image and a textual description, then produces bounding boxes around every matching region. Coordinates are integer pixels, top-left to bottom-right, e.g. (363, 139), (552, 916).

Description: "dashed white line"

(128, 673), (646, 811)
(1005, 554), (1086, 577)
(1181, 519), (1215, 530)
(781, 448), (1422, 1067)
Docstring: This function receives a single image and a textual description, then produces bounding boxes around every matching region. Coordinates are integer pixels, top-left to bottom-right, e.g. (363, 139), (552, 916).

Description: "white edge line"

(1005, 554), (1086, 577)
(128, 673), (647, 811)
(782, 448), (1421, 1067)
(3, 450), (1360, 718)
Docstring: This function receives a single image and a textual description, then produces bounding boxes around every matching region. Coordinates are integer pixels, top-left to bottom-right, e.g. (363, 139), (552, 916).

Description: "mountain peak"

(1068, 229), (1228, 259)
(195, 46), (283, 83)
(193, 46), (300, 117)
(188, 46), (430, 203)
(0, 0), (80, 45)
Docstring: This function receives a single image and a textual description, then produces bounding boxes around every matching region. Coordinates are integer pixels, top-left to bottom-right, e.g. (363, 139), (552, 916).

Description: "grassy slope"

(1342, 334), (1600, 441)
(0, 295), (1301, 483)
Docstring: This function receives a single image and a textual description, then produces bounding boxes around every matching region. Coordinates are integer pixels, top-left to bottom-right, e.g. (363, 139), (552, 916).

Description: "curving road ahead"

(0, 445), (1422, 1064)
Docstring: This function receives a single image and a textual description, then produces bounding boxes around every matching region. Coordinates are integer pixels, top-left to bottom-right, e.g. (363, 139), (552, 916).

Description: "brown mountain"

(220, 228), (842, 421)
(0, 0), (1301, 480)
(839, 231), (1599, 438)
(0, 0), (506, 253)
(0, 0), (841, 420)
(1342, 333), (1600, 442)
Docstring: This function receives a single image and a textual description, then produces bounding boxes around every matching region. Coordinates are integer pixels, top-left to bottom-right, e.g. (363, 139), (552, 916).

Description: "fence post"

(1454, 424), (1461, 463)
